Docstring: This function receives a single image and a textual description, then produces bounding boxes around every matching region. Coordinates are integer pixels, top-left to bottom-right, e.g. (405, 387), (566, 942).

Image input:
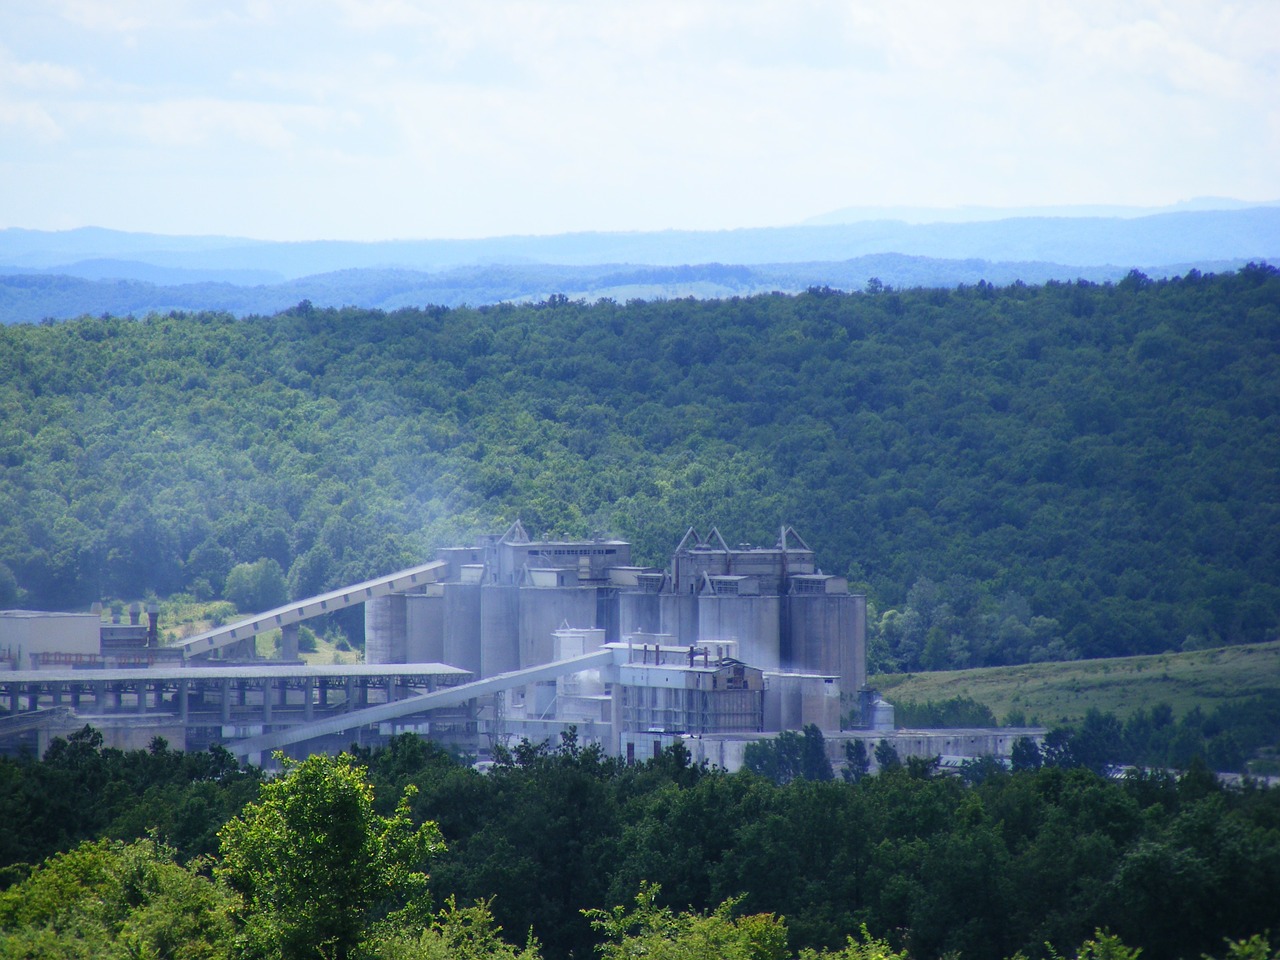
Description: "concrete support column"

(344, 677), (354, 712)
(303, 677), (314, 721)
(262, 682), (273, 723)
(93, 680), (106, 712)
(177, 680), (189, 723)
(220, 678), (232, 724)
(359, 679), (369, 707)
(281, 623), (300, 661)
(136, 681), (148, 713)
(50, 682), (63, 707)
(318, 679), (329, 707)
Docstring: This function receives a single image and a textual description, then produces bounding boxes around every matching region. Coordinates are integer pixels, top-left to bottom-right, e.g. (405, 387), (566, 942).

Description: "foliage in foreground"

(2, 733), (1280, 960)
(0, 838), (235, 960)
(216, 753), (444, 960)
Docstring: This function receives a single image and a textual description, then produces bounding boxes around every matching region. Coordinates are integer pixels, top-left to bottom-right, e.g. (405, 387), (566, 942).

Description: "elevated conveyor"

(227, 647), (623, 759)
(176, 560), (449, 659)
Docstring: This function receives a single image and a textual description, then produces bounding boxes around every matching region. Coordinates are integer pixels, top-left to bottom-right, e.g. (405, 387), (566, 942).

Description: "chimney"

(129, 602), (141, 626)
(147, 603), (159, 647)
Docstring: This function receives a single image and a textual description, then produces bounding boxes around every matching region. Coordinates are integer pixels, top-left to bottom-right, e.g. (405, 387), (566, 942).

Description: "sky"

(1, 1), (1278, 242)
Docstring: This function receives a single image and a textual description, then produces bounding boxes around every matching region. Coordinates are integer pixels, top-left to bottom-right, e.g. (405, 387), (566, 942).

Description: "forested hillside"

(0, 265), (1276, 670)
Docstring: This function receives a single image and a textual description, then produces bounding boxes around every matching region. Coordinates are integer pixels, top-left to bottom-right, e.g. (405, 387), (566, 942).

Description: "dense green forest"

(0, 266), (1277, 669)
(2, 731), (1278, 960)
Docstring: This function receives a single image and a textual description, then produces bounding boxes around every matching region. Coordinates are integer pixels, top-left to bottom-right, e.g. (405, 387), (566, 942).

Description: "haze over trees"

(0, 265), (1276, 670)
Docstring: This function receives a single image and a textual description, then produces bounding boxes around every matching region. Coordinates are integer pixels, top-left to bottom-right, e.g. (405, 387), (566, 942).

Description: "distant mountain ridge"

(1, 205), (1277, 322)
(2, 254), (1269, 324)
(802, 196), (1280, 225)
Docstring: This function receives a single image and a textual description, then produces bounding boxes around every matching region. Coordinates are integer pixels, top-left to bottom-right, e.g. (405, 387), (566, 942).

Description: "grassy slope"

(872, 640), (1280, 726)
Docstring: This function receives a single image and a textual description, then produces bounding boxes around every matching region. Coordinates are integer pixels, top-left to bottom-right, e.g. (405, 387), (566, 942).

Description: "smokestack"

(147, 603), (159, 647)
(129, 602), (141, 626)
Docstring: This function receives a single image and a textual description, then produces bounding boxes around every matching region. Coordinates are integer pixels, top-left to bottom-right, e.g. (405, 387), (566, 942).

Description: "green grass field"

(872, 640), (1280, 727)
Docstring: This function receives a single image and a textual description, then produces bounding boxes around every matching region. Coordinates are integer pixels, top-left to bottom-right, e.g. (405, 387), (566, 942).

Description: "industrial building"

(365, 522), (867, 693)
(1, 523), (1041, 772)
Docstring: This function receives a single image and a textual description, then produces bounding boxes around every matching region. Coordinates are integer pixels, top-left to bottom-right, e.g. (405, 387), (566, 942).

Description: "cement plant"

(0, 523), (1037, 770)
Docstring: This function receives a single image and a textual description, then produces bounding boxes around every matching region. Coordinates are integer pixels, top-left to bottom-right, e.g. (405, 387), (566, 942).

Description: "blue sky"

(1, 1), (1277, 241)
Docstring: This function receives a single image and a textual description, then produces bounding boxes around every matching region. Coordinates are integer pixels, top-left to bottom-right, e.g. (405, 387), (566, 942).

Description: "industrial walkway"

(175, 560), (448, 659)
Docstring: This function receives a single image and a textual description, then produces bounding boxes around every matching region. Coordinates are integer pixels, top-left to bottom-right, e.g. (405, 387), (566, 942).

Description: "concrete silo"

(364, 594), (407, 664)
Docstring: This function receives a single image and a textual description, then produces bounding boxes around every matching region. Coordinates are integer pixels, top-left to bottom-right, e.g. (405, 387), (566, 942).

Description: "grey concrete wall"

(659, 593), (700, 643)
(787, 594), (865, 694)
(619, 592), (662, 637)
(0, 612), (99, 666)
(443, 582), (483, 675)
(405, 594), (444, 663)
(516, 587), (597, 670)
(364, 594), (407, 664)
(480, 584), (520, 677)
(850, 594), (867, 692)
(764, 673), (840, 731)
(698, 595), (781, 671)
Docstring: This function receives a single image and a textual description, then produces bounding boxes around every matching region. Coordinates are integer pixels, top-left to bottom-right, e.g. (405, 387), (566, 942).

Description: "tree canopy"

(0, 266), (1276, 669)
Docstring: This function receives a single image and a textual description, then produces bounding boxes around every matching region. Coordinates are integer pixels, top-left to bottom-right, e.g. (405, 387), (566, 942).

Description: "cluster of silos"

(620, 527), (867, 695)
(366, 530), (629, 681)
(365, 524), (866, 702)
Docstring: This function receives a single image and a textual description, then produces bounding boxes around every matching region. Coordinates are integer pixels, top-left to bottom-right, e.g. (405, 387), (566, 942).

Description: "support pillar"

(303, 677), (314, 721)
(220, 678), (231, 724)
(281, 623), (300, 661)
(178, 680), (189, 723)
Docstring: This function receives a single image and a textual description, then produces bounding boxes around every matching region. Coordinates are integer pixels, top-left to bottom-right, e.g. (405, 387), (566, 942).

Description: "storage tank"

(786, 592), (866, 695)
(764, 673), (842, 732)
(658, 592), (700, 644)
(516, 585), (597, 669)
(405, 590), (444, 663)
(619, 590), (662, 637)
(480, 584), (520, 677)
(698, 594), (781, 672)
(364, 594), (407, 664)
(442, 582), (482, 675)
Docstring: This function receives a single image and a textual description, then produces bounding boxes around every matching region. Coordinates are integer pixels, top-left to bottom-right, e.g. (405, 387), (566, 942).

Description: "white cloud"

(0, 0), (1276, 238)
(0, 101), (63, 142)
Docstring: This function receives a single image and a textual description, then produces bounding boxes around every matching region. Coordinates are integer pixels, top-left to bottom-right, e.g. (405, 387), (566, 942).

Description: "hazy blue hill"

(0, 226), (265, 268)
(2, 207), (1276, 322)
(0, 257), (1112, 323)
(802, 196), (1280, 225)
(4, 253), (1274, 323)
(3, 205), (1278, 282)
(16, 258), (283, 285)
